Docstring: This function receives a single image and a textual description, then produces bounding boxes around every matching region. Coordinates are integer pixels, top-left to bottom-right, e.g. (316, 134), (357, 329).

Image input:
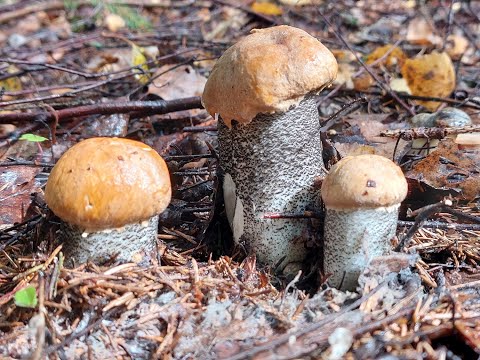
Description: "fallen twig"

(398, 220), (480, 232)
(0, 97), (203, 124)
(163, 153), (215, 161)
(381, 125), (480, 141)
(320, 97), (368, 131)
(0, 158), (54, 168)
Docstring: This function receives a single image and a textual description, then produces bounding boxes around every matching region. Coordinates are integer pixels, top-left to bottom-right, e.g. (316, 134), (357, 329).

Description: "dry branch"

(0, 97), (203, 124)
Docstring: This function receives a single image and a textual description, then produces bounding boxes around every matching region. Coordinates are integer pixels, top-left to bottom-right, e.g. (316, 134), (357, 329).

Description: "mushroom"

(45, 137), (171, 265)
(202, 26), (338, 271)
(455, 132), (480, 162)
(321, 154), (408, 291)
(455, 132), (480, 151)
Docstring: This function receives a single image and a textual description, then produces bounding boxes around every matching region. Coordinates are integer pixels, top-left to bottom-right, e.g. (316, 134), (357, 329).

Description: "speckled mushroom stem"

(323, 206), (399, 291)
(219, 94), (324, 272)
(217, 120), (232, 180)
(59, 215), (159, 266)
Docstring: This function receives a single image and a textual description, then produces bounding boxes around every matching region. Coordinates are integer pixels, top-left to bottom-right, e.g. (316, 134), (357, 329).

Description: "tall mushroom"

(45, 137), (171, 265)
(321, 154), (408, 291)
(202, 26), (338, 272)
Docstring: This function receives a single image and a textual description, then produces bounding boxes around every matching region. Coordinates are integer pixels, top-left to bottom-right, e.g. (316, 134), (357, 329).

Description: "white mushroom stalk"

(58, 216), (160, 265)
(219, 94), (323, 270)
(45, 137), (172, 265)
(321, 154), (408, 291)
(202, 26), (338, 272)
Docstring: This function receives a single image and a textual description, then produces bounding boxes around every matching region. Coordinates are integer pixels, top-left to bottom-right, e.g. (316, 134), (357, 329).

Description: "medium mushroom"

(45, 137), (171, 265)
(202, 26), (338, 272)
(321, 154), (408, 291)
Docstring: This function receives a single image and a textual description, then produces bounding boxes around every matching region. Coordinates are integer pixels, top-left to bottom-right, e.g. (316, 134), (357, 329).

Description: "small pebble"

(8, 34), (28, 48)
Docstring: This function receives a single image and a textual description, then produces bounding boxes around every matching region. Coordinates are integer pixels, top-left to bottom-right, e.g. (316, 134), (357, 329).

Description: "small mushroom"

(202, 26), (338, 271)
(321, 154), (408, 291)
(455, 132), (480, 151)
(455, 132), (480, 162)
(45, 137), (171, 265)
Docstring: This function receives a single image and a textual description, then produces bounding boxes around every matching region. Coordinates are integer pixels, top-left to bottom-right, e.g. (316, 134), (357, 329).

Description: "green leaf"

(19, 134), (48, 142)
(14, 286), (38, 308)
(88, 41), (104, 49)
(63, 0), (80, 12)
(106, 4), (152, 30)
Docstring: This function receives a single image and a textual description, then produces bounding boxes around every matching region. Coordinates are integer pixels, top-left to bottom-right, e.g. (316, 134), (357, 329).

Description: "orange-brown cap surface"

(321, 154), (408, 210)
(45, 137), (171, 231)
(202, 25), (338, 127)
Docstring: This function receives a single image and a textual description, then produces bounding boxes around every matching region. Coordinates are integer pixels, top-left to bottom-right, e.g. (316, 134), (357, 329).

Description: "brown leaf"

(352, 73), (374, 91)
(406, 139), (480, 200)
(0, 166), (42, 225)
(148, 65), (207, 101)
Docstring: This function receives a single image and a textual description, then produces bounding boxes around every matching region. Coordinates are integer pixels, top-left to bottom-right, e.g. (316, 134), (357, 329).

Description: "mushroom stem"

(323, 206), (399, 290)
(220, 94), (324, 271)
(59, 215), (159, 265)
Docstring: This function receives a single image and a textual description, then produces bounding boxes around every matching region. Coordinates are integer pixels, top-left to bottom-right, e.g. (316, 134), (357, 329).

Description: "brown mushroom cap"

(201, 25), (338, 127)
(321, 154), (408, 210)
(45, 137), (171, 231)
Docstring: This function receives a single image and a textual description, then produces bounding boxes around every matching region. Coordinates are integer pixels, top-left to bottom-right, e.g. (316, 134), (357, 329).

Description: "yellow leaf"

(365, 45), (406, 68)
(131, 43), (149, 85)
(390, 78), (411, 94)
(0, 65), (22, 92)
(279, 0), (320, 4)
(251, 2), (283, 16)
(401, 51), (455, 111)
(445, 34), (469, 60)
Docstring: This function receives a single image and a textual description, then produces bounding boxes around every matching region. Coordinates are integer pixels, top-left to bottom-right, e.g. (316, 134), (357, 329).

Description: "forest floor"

(0, 1), (480, 359)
